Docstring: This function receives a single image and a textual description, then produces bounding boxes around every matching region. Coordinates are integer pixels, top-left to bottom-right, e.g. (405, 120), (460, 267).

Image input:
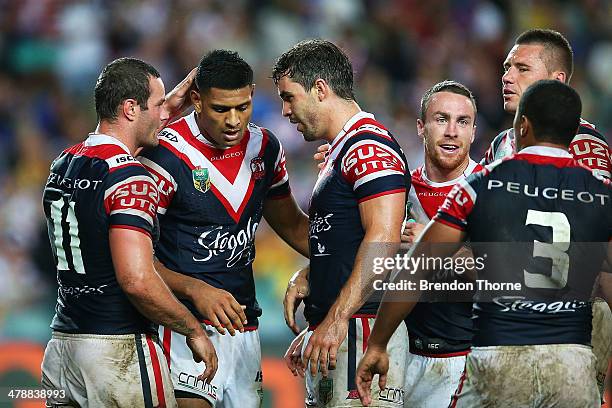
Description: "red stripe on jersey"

(181, 128), (252, 184)
(109, 224), (152, 238)
(73, 143), (131, 161)
(141, 164), (176, 211)
(146, 334), (167, 408)
(329, 117), (392, 157)
(358, 188), (406, 204)
(162, 327), (171, 368)
(158, 139), (198, 170)
(512, 154), (581, 169)
(361, 317), (370, 353)
(437, 183), (475, 229)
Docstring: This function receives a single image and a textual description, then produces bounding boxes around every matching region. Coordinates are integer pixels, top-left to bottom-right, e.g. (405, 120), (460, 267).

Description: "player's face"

(502, 44), (553, 113)
(137, 76), (167, 148)
(418, 91), (475, 172)
(195, 86), (254, 149)
(277, 76), (322, 142)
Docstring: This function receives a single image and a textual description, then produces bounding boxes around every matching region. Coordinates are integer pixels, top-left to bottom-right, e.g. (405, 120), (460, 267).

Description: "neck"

(424, 157), (470, 183)
(324, 99), (361, 143)
(520, 141), (569, 151)
(96, 121), (137, 155)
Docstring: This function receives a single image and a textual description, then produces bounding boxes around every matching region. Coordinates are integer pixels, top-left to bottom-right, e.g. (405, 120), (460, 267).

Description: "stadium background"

(0, 0), (610, 406)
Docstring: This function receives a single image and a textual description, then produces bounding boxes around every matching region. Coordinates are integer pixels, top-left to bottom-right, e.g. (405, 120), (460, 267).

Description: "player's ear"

(471, 125), (476, 144)
(313, 78), (328, 101)
(416, 118), (425, 139)
(552, 70), (567, 84)
(191, 90), (202, 114)
(250, 84), (256, 97)
(122, 98), (138, 121)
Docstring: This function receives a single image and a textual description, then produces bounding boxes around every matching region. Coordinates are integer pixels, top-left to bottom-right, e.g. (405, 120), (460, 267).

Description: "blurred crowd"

(0, 0), (610, 345)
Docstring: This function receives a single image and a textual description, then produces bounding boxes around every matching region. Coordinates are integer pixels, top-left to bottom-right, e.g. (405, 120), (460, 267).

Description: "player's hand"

(402, 221), (425, 244)
(284, 329), (307, 377)
(186, 332), (218, 384)
(303, 317), (348, 377)
(162, 67), (197, 123)
(284, 267), (310, 334)
(356, 345), (389, 406)
(192, 281), (247, 336)
(314, 143), (330, 169)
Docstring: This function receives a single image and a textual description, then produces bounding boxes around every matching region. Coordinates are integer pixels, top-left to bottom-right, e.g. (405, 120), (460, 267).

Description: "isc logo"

(115, 154), (136, 164)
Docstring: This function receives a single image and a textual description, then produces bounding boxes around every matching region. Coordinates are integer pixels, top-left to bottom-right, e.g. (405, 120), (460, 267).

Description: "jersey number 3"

(523, 209), (570, 289)
(50, 197), (85, 274)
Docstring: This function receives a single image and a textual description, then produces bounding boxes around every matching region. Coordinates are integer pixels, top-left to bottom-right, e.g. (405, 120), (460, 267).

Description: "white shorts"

(160, 324), (262, 408)
(303, 316), (407, 407)
(41, 331), (175, 408)
(450, 344), (599, 408)
(592, 298), (612, 399)
(403, 352), (467, 408)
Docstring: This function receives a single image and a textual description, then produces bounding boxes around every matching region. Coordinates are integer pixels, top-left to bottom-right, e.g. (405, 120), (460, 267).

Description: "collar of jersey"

(518, 145), (572, 158)
(327, 111), (376, 159)
(85, 133), (131, 155)
(420, 159), (479, 187)
(184, 112), (218, 148)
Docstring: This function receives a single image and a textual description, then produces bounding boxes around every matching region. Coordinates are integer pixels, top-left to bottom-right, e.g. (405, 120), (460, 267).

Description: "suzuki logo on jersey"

(250, 157), (265, 179)
(192, 168), (211, 193)
(194, 217), (259, 267)
(342, 144), (403, 177)
(113, 180), (158, 214)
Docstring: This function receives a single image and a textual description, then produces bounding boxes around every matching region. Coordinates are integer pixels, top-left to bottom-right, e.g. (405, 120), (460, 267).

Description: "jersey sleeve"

(265, 129), (291, 199)
(569, 125), (611, 179)
(138, 135), (180, 215)
(480, 130), (509, 166)
(434, 172), (483, 231)
(103, 165), (159, 237)
(339, 134), (409, 203)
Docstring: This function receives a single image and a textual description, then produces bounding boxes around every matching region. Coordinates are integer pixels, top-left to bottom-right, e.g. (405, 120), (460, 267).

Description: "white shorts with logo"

(41, 331), (175, 407)
(450, 344), (599, 408)
(403, 352), (467, 408)
(303, 316), (407, 407)
(160, 324), (262, 408)
(592, 298), (612, 399)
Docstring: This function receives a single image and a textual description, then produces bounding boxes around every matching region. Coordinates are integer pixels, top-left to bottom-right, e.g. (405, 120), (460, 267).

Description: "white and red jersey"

(409, 160), (483, 223)
(481, 119), (611, 179)
(138, 112), (290, 327)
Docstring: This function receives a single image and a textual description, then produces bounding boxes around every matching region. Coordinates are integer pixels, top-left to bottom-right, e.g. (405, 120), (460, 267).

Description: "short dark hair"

(517, 80), (581, 146)
(195, 50), (253, 92)
(420, 80), (477, 121)
(515, 29), (573, 82)
(94, 57), (160, 122)
(272, 39), (355, 101)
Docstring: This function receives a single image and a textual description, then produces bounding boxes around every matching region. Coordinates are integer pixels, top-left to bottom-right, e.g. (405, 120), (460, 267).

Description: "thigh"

(404, 354), (466, 408)
(303, 317), (406, 407)
(49, 332), (176, 408)
(591, 299), (612, 397)
(160, 326), (221, 407)
(220, 330), (263, 408)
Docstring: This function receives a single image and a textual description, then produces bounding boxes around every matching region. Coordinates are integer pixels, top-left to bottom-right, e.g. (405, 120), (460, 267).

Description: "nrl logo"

(250, 157), (265, 179)
(192, 167), (211, 193)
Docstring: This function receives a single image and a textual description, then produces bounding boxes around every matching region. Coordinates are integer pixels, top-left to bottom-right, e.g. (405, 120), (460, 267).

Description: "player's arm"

(110, 228), (217, 382)
(161, 67), (197, 128)
(356, 220), (465, 405)
(263, 193), (310, 257)
(154, 259), (247, 336)
(599, 242), (612, 310)
(283, 265), (310, 334)
(303, 192), (404, 377)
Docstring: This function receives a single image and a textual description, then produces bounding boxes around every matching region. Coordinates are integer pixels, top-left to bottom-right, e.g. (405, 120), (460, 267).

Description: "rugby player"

(357, 80), (612, 407)
(41, 57), (217, 407)
(483, 28), (612, 399)
(273, 39), (410, 407)
(400, 80), (481, 407)
(138, 50), (309, 408)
